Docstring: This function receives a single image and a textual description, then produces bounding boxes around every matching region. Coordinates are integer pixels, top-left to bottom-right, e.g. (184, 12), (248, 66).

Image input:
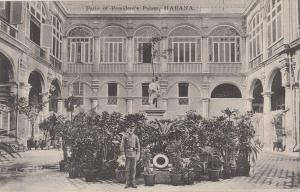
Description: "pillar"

(57, 99), (64, 114)
(246, 98), (253, 112)
(127, 99), (133, 114)
(201, 36), (208, 73)
(263, 92), (272, 113)
(127, 36), (134, 72)
(91, 98), (98, 111)
(161, 36), (168, 72)
(202, 98), (209, 118)
(94, 36), (100, 72)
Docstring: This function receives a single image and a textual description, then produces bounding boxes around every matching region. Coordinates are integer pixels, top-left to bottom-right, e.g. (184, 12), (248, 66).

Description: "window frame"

(249, 12), (263, 61)
(101, 37), (126, 63)
(266, 0), (282, 47)
(51, 15), (63, 61)
(72, 82), (84, 105)
(178, 82), (189, 105)
(142, 82), (150, 105)
(170, 37), (198, 63)
(107, 82), (118, 105)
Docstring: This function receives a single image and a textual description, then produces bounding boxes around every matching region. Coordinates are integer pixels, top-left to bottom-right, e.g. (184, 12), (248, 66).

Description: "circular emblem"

(153, 154), (169, 169)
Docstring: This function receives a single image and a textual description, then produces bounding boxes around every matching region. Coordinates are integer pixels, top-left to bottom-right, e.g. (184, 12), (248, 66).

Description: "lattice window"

(249, 12), (263, 60)
(142, 83), (150, 105)
(67, 27), (94, 63)
(266, 0), (282, 46)
(208, 26), (240, 63)
(51, 15), (63, 60)
(108, 83), (118, 105)
(178, 83), (189, 105)
(101, 37), (126, 63)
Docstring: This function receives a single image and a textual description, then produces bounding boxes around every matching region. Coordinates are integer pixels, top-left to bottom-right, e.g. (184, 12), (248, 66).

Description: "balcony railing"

(249, 54), (263, 69)
(267, 38), (284, 58)
(167, 63), (202, 73)
(98, 63), (127, 73)
(209, 63), (242, 73)
(26, 39), (47, 60)
(50, 55), (62, 72)
(133, 63), (161, 73)
(67, 63), (95, 73)
(0, 18), (17, 38)
(252, 103), (263, 113)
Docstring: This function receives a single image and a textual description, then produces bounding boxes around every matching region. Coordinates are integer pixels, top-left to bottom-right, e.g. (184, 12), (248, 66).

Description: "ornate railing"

(98, 63), (127, 73)
(209, 63), (242, 73)
(142, 96), (150, 105)
(267, 38), (284, 58)
(167, 63), (202, 73)
(67, 63), (95, 73)
(178, 98), (189, 105)
(133, 63), (161, 73)
(249, 54), (263, 69)
(0, 18), (17, 38)
(50, 55), (62, 72)
(107, 96), (118, 105)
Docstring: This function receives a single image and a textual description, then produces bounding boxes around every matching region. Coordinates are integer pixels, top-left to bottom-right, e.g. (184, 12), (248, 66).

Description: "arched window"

(249, 12), (263, 61)
(27, 1), (47, 45)
(211, 83), (242, 98)
(208, 26), (240, 63)
(67, 27), (94, 63)
(51, 15), (63, 60)
(266, 0), (282, 46)
(168, 26), (201, 63)
(100, 26), (127, 63)
(134, 26), (161, 64)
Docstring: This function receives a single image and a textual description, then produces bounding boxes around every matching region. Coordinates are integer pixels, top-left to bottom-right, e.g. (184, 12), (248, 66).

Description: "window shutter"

(10, 1), (23, 25)
(40, 24), (53, 48)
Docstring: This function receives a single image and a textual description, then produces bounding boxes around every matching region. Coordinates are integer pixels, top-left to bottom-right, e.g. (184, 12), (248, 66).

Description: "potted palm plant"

(236, 113), (261, 176)
(141, 145), (157, 186)
(169, 153), (184, 186)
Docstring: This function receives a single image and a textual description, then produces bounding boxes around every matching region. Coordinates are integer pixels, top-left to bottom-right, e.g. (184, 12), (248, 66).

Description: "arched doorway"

(28, 71), (44, 138)
(49, 79), (61, 113)
(0, 52), (14, 138)
(28, 71), (43, 105)
(271, 70), (285, 111)
(252, 80), (264, 113)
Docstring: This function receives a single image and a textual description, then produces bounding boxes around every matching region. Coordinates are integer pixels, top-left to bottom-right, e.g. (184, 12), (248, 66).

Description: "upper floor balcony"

(0, 18), (17, 39)
(65, 62), (242, 74)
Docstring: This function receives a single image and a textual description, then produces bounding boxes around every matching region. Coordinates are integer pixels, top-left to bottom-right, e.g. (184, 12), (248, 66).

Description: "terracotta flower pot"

(208, 169), (220, 181)
(143, 173), (156, 186)
(170, 173), (183, 186)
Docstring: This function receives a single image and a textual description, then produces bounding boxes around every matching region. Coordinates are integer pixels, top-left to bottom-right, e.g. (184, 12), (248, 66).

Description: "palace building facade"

(1, 0), (300, 152)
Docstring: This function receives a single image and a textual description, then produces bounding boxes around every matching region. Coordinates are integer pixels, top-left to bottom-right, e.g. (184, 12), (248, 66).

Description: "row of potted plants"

(39, 108), (261, 184)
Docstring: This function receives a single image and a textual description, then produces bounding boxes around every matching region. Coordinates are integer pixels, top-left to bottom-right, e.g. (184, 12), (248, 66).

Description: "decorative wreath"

(153, 154), (169, 169)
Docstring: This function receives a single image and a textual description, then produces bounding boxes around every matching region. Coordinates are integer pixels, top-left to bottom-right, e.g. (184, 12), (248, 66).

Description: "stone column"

(202, 98), (209, 118)
(246, 98), (253, 112)
(127, 99), (133, 114)
(161, 36), (168, 72)
(91, 98), (98, 112)
(263, 92), (273, 113)
(127, 36), (134, 72)
(19, 83), (31, 98)
(94, 36), (100, 72)
(201, 36), (208, 73)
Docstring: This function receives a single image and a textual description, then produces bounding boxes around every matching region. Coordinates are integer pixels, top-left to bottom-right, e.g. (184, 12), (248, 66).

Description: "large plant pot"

(193, 169), (203, 181)
(59, 160), (67, 172)
(222, 166), (231, 179)
(230, 166), (237, 177)
(170, 173), (183, 186)
(84, 169), (98, 182)
(69, 167), (80, 179)
(237, 165), (250, 176)
(143, 173), (156, 186)
(208, 169), (220, 181)
(183, 171), (195, 185)
(115, 169), (126, 183)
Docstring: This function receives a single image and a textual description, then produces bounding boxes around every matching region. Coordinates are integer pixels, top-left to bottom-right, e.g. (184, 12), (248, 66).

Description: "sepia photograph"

(0, 0), (300, 191)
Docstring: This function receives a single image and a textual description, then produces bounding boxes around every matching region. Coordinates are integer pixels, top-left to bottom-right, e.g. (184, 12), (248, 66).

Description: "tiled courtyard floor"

(0, 149), (300, 192)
